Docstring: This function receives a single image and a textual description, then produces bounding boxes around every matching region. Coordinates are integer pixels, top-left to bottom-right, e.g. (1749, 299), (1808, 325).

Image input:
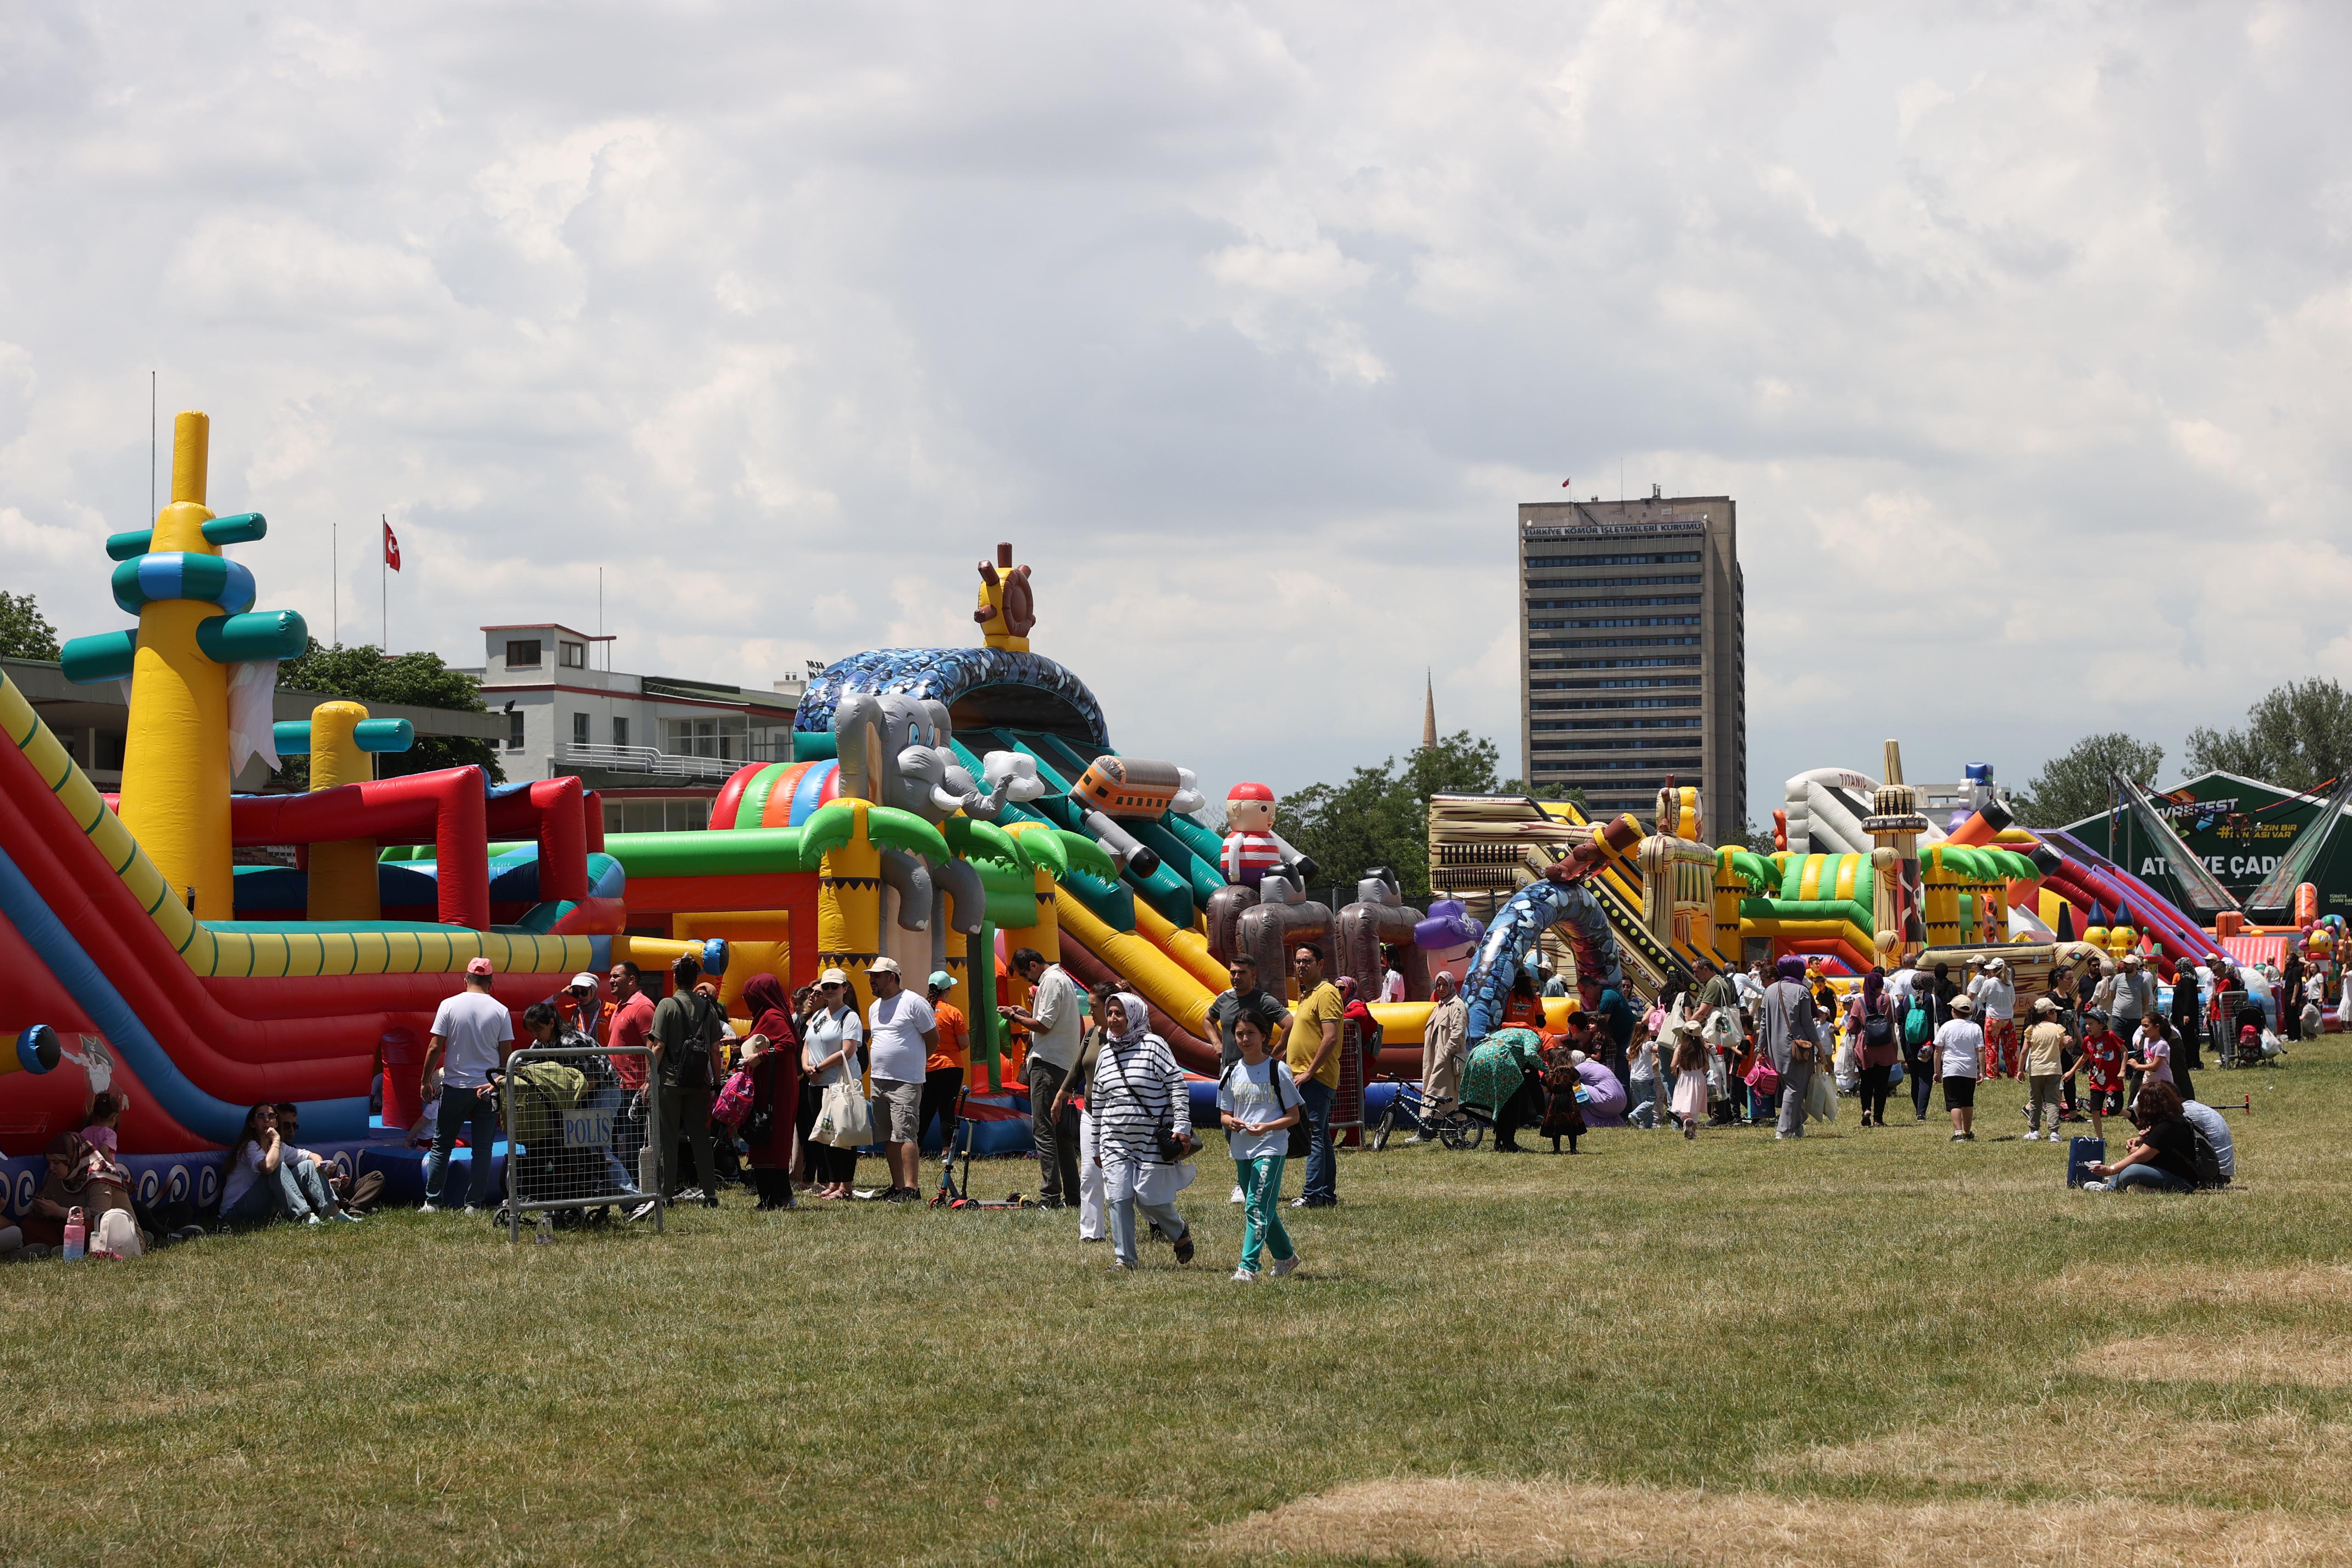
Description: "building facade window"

(508, 711), (526, 750)
(506, 639), (543, 668)
(560, 640), (586, 669)
(604, 797), (711, 833)
(613, 716), (629, 747)
(661, 716), (743, 760)
(572, 712), (590, 747)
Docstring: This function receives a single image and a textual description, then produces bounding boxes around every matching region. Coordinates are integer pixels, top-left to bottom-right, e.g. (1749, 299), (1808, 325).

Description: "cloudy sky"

(5, 1), (2350, 824)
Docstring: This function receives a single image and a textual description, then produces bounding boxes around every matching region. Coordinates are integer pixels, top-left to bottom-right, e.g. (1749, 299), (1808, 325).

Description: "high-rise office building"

(1517, 492), (1745, 840)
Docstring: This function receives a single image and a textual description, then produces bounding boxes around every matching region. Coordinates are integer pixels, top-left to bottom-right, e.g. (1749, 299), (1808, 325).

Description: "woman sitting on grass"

(1088, 991), (1197, 1270)
(217, 1103), (349, 1227)
(2083, 1081), (2199, 1193)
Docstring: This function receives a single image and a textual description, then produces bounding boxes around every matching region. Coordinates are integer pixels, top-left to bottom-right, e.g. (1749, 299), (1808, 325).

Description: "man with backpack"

(648, 953), (727, 1211)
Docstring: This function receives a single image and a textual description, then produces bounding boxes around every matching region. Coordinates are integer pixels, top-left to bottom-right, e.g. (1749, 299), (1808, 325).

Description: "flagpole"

(381, 513), (388, 651)
(332, 521), (338, 647)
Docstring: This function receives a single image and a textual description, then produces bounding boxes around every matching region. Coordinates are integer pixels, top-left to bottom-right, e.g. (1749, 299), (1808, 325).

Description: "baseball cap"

(819, 967), (849, 986)
(1949, 993), (1975, 1013)
(2033, 996), (2057, 1012)
(569, 972), (599, 991)
(927, 970), (954, 991)
(2120, 952), (2142, 967)
(465, 956), (494, 977)
(870, 957), (901, 976)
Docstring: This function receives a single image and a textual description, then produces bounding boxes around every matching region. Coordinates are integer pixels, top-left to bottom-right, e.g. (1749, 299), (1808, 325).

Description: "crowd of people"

(4, 932), (2272, 1267)
(1574, 945), (2246, 1192)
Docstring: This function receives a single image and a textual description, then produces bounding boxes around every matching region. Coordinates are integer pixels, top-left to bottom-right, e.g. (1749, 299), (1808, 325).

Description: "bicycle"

(1365, 1073), (1485, 1151)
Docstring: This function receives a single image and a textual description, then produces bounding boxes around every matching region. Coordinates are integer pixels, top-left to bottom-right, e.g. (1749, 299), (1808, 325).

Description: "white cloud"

(4, 1), (2352, 818)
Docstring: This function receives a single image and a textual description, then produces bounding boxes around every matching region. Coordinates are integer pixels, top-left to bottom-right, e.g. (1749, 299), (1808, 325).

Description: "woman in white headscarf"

(1086, 992), (1198, 1270)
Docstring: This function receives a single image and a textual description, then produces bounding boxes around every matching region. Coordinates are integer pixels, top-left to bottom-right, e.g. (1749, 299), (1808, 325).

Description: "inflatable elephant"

(832, 692), (1042, 975)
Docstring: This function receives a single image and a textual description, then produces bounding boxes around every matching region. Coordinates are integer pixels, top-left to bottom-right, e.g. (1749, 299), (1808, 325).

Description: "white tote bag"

(1806, 1062), (1838, 1122)
(810, 1075), (874, 1149)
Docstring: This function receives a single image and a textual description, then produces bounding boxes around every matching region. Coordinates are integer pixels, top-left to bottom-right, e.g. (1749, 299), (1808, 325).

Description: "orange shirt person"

(921, 970), (973, 1155)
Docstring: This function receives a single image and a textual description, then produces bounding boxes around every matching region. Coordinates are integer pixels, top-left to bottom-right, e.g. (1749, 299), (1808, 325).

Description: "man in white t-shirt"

(419, 956), (515, 1211)
(865, 958), (939, 1202)
(1935, 992), (1985, 1143)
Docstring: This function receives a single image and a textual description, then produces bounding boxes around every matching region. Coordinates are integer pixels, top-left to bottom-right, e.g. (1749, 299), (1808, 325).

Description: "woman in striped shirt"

(1087, 991), (1198, 1269)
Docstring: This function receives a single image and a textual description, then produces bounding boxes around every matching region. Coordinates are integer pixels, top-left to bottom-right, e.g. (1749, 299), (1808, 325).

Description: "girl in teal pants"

(1217, 1011), (1303, 1280)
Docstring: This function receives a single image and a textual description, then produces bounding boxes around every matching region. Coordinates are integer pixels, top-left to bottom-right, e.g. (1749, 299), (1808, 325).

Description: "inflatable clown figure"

(1222, 782), (1284, 886)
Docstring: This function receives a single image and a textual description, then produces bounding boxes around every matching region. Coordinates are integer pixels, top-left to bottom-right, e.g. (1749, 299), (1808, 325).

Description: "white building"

(469, 622), (803, 834)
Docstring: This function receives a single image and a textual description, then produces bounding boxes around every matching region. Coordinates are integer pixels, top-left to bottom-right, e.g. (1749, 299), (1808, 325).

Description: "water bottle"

(62, 1206), (85, 1261)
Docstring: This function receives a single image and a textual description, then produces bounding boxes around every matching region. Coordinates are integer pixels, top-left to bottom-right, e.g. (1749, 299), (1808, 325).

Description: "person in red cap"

(418, 955), (515, 1211)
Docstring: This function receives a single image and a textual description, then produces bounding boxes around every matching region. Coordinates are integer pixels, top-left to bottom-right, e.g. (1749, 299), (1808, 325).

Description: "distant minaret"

(1421, 669), (1437, 749)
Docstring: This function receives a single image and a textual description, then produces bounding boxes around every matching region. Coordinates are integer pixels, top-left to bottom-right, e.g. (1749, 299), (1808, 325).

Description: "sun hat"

(465, 956), (494, 977)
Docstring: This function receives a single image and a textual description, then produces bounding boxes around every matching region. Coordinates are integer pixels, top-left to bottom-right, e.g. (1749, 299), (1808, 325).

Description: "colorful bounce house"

(1429, 734), (2346, 1050)
(1, 408), (1600, 1209)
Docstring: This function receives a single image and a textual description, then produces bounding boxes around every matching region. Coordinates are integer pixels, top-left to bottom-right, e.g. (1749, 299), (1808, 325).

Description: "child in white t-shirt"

(1216, 1010), (1301, 1282)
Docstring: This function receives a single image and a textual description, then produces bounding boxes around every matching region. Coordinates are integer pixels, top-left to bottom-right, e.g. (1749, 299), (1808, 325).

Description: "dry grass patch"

(1208, 1478), (2344, 1567)
(2045, 1261), (2352, 1307)
(2075, 1332), (2352, 1387)
(1798, 1404), (2352, 1510)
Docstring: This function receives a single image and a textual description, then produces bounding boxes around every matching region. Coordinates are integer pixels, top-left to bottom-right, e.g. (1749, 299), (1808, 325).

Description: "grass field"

(4, 1046), (2346, 1568)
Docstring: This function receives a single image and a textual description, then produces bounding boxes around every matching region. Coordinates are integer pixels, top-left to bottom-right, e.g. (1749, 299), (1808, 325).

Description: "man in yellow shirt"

(1285, 944), (1346, 1209)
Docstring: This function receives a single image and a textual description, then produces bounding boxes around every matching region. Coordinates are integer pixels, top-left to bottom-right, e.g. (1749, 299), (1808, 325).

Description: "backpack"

(711, 1065), (759, 1132)
(1902, 994), (1933, 1047)
(2189, 1125), (2228, 1190)
(662, 992), (725, 1089)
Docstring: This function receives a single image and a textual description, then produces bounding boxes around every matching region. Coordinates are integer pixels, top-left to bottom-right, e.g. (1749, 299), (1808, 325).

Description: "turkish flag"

(383, 520), (401, 572)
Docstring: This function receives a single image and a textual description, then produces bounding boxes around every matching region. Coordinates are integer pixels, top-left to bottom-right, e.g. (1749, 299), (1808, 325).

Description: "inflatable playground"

(0, 408), (1589, 1208)
(1428, 738), (2347, 1044)
(5, 411), (2337, 1217)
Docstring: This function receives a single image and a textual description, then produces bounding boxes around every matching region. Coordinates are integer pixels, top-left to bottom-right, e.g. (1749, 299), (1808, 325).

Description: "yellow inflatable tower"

(105, 412), (307, 919)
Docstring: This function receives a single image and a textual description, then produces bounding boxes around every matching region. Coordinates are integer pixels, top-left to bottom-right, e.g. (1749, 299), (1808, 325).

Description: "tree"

(2186, 677), (2352, 793)
(0, 591), (61, 660)
(1284, 731), (1502, 902)
(2014, 733), (2165, 827)
(270, 640), (504, 787)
